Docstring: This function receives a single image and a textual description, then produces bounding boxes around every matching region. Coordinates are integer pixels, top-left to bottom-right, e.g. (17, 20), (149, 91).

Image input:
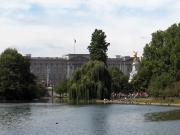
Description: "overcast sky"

(0, 0), (180, 57)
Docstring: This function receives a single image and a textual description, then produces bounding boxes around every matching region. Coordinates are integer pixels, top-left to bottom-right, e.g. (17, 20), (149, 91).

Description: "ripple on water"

(0, 104), (180, 135)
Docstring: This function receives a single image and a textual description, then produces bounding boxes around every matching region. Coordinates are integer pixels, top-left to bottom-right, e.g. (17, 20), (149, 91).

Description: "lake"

(0, 103), (180, 135)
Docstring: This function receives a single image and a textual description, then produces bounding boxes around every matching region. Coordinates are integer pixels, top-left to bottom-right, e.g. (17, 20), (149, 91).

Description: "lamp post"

(52, 84), (54, 103)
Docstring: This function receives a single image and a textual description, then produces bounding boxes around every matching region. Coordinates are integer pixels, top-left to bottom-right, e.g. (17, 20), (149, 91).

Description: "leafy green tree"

(88, 29), (110, 64)
(165, 81), (180, 97)
(0, 48), (45, 100)
(134, 23), (180, 96)
(68, 61), (111, 100)
(35, 82), (47, 98)
(131, 60), (154, 91)
(148, 73), (174, 97)
(67, 29), (112, 101)
(55, 80), (68, 96)
(109, 67), (129, 93)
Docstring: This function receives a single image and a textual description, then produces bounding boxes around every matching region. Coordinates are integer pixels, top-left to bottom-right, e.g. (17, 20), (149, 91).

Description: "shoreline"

(96, 98), (180, 107)
(1, 98), (180, 107)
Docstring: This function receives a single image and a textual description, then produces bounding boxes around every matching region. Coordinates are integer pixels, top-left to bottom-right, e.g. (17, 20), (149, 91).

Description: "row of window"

(32, 63), (66, 67)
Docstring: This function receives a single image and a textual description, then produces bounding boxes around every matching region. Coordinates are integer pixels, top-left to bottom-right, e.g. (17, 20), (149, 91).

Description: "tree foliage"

(88, 29), (110, 64)
(165, 81), (180, 97)
(66, 29), (112, 101)
(0, 48), (45, 100)
(55, 80), (68, 95)
(109, 67), (130, 93)
(133, 23), (180, 96)
(68, 61), (111, 100)
(148, 73), (174, 97)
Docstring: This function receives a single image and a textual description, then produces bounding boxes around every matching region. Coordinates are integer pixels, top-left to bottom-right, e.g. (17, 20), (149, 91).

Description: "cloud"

(0, 0), (180, 57)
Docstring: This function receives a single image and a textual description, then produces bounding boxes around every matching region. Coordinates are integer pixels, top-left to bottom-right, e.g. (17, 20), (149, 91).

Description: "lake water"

(0, 103), (180, 135)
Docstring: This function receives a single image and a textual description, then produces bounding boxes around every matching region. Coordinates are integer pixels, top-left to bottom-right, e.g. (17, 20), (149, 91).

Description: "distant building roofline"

(26, 53), (133, 61)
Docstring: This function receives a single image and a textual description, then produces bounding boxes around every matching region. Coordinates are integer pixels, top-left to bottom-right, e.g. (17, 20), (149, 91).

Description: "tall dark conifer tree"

(88, 29), (110, 64)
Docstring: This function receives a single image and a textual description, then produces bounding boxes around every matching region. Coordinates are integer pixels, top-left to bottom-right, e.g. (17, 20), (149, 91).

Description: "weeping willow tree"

(68, 60), (111, 101)
(68, 29), (111, 101)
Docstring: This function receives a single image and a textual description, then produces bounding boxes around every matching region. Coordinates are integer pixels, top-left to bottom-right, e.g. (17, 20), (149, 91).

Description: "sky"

(0, 0), (180, 57)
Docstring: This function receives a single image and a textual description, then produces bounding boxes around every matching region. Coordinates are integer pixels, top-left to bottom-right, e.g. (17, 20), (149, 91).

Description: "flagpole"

(74, 39), (76, 54)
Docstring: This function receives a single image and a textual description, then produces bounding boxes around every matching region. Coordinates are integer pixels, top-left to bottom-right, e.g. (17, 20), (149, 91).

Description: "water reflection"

(145, 110), (180, 121)
(89, 105), (111, 135)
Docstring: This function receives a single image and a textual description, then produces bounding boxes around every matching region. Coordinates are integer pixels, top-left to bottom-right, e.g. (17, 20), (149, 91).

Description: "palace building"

(28, 54), (133, 86)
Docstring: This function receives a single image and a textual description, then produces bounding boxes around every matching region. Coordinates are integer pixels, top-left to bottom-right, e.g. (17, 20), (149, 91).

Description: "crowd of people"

(111, 91), (149, 99)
